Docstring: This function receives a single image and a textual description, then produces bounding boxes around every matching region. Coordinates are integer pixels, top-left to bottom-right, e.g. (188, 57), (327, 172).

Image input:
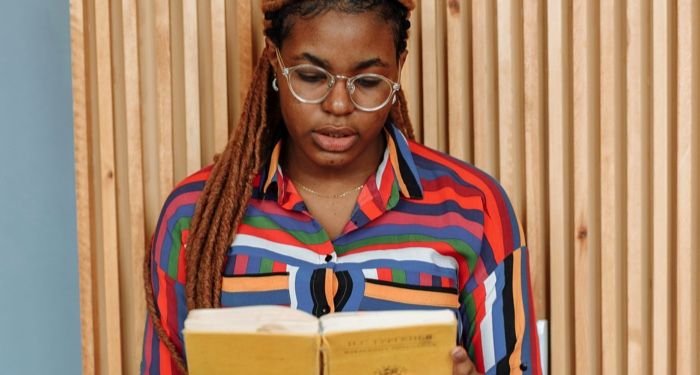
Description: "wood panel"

(182, 0), (201, 175)
(69, 0), (96, 373)
(211, 0), (229, 152)
(651, 0), (675, 373)
(471, 0), (499, 177)
(69, 2), (700, 374)
(675, 1), (699, 373)
(420, 0), (447, 151)
(110, 0), (149, 371)
(446, 0), (471, 161)
(625, 0), (652, 374)
(546, 0), (574, 373)
(599, 0), (625, 373)
(401, 1), (423, 141)
(94, 1), (123, 374)
(523, 0), (548, 322)
(155, 0), (173, 202)
(572, 0), (601, 373)
(496, 0), (525, 221)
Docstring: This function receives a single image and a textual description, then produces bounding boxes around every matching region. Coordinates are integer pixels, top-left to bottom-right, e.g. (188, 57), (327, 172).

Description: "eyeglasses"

(275, 48), (401, 112)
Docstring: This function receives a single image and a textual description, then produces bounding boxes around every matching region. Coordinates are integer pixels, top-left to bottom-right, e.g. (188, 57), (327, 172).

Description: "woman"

(141, 1), (541, 374)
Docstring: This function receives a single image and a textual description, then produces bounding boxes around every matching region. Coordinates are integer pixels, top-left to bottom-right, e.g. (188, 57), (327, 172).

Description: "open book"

(183, 305), (458, 375)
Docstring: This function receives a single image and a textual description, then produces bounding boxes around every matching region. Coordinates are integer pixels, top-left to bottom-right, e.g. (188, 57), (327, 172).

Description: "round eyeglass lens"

(349, 74), (394, 109)
(288, 66), (332, 102)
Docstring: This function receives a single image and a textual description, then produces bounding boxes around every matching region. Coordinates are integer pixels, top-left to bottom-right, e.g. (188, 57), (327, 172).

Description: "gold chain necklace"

(295, 181), (364, 199)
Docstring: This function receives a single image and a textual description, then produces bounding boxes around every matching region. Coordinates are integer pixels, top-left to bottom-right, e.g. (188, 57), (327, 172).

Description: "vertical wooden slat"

(420, 0), (446, 151)
(183, 0), (201, 174)
(547, 0), (574, 372)
(523, 0), (547, 321)
(136, 0), (160, 238)
(471, 0), (499, 176)
(625, 0), (652, 374)
(599, 0), (625, 373)
(235, 0), (253, 103)
(70, 1), (96, 373)
(121, 0), (147, 372)
(497, 0), (525, 221)
(446, 0), (471, 161)
(572, 0), (601, 373)
(95, 1), (123, 374)
(401, 1), (422, 141)
(675, 0), (699, 372)
(196, 0), (215, 165)
(226, 0), (253, 131)
(155, 0), (173, 200)
(211, 0), (229, 153)
(652, 0), (675, 373)
(169, 0), (185, 183)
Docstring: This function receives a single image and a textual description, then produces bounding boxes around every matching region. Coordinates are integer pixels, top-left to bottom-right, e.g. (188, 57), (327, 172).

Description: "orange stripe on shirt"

(364, 282), (460, 308)
(325, 269), (337, 313)
(221, 275), (289, 292)
(386, 133), (410, 196)
(508, 249), (525, 374)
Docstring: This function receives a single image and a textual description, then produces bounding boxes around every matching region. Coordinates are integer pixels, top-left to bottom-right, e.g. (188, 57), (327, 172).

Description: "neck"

(283, 135), (385, 191)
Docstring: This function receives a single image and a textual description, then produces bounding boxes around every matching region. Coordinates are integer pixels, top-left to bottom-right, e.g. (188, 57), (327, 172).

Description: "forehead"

(281, 10), (396, 66)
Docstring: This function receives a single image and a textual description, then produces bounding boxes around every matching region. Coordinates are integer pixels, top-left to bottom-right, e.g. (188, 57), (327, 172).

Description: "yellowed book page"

(322, 322), (457, 375)
(185, 332), (321, 375)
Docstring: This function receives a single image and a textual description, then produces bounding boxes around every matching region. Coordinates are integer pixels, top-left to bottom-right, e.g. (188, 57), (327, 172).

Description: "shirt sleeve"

(460, 186), (542, 375)
(140, 190), (194, 375)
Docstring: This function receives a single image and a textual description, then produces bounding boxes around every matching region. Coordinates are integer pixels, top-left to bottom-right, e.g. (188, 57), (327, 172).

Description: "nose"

(321, 78), (354, 116)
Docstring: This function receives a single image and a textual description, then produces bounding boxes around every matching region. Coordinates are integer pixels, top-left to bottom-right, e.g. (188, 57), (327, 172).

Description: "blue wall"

(0, 1), (81, 374)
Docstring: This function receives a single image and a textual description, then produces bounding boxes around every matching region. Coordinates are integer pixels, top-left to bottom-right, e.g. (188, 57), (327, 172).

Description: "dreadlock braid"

(144, 1), (416, 373)
(144, 52), (275, 373)
(391, 89), (416, 140)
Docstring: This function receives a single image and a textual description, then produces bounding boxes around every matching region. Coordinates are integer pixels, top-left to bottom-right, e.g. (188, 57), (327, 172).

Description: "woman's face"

(267, 10), (406, 172)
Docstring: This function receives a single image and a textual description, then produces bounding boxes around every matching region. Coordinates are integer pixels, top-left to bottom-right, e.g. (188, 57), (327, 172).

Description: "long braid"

(143, 236), (188, 373)
(144, 52), (275, 373)
(144, 1), (415, 373)
(391, 88), (415, 140)
(190, 55), (273, 308)
(210, 60), (273, 305)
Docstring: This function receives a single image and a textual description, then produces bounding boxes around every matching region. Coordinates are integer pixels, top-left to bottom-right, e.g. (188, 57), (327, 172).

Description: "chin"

(311, 152), (353, 168)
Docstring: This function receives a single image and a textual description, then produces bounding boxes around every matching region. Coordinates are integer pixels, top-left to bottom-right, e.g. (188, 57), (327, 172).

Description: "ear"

(265, 38), (279, 71)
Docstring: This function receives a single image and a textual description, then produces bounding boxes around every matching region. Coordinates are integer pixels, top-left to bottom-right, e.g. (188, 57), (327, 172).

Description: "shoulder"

(408, 141), (507, 205)
(158, 165), (213, 220)
(150, 165), (213, 281)
(407, 141), (523, 253)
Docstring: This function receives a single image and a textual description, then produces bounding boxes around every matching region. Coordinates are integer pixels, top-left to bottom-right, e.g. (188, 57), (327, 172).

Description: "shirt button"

(325, 254), (333, 262)
(321, 307), (329, 314)
(519, 363), (528, 371)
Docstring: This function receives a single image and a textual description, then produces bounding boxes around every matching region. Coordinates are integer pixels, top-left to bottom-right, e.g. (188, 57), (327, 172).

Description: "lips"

(311, 126), (359, 153)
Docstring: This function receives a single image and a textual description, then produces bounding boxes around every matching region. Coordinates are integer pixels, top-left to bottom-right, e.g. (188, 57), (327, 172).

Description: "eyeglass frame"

(274, 47), (402, 112)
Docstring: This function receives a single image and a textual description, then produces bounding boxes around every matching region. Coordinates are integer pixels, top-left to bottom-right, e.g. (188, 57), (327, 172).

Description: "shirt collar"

(258, 123), (423, 210)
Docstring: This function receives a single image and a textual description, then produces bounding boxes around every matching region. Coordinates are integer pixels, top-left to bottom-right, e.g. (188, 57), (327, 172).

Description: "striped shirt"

(141, 124), (541, 375)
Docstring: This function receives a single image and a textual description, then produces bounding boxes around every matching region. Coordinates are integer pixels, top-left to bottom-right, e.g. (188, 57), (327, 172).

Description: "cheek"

(278, 95), (309, 131)
(362, 109), (393, 132)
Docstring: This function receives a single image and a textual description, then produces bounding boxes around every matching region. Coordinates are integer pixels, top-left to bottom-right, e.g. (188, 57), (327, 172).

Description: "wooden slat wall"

(69, 1), (699, 374)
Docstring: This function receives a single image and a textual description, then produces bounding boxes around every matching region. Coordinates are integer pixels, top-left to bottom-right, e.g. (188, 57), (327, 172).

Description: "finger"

(451, 346), (475, 375)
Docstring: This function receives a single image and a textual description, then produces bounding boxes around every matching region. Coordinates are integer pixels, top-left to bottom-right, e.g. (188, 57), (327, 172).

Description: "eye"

(354, 76), (383, 88)
(294, 69), (327, 83)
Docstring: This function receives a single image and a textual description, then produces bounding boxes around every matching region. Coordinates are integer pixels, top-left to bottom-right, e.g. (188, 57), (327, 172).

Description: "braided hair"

(144, 1), (415, 372)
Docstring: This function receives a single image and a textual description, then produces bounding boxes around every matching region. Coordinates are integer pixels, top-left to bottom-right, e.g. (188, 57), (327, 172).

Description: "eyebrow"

(296, 52), (389, 71)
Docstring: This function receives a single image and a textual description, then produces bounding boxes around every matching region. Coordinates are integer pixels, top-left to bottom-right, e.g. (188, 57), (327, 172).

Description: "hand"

(451, 346), (479, 375)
